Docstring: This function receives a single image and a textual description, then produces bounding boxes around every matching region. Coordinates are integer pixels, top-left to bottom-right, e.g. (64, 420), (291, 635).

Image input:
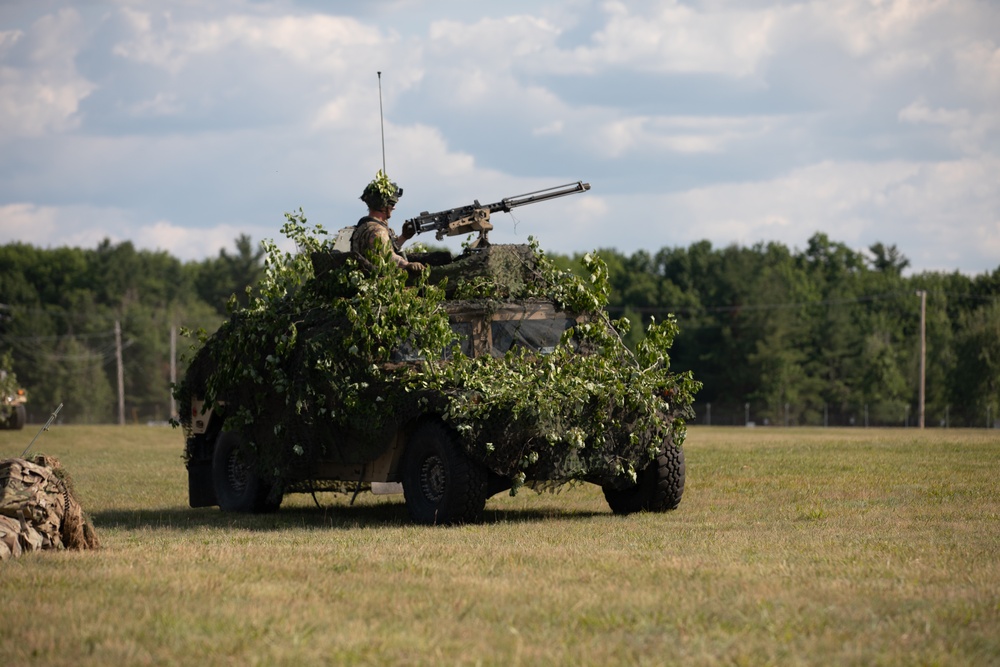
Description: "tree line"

(0, 236), (262, 424)
(554, 233), (1000, 427)
(1, 232), (998, 427)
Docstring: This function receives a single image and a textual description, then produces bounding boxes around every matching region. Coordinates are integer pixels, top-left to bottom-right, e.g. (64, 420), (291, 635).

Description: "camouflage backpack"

(0, 455), (99, 560)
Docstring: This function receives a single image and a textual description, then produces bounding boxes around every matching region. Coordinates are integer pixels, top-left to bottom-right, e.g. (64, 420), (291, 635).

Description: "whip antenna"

(377, 71), (386, 173)
(22, 403), (62, 458)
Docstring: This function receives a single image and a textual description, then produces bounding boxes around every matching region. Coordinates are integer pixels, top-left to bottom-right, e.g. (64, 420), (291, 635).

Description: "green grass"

(1, 425), (998, 665)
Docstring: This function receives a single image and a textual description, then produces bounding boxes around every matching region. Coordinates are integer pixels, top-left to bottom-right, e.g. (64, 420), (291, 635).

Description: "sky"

(0, 0), (998, 274)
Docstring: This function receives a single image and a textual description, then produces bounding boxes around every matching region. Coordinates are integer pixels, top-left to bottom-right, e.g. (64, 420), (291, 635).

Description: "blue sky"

(1, 0), (998, 273)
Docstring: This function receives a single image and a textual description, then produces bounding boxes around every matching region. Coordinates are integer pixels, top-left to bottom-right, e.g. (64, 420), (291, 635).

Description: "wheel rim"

(419, 454), (446, 502)
(226, 451), (250, 494)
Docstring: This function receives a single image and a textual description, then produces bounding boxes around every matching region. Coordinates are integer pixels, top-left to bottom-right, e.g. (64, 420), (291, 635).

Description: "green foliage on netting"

(175, 212), (700, 491)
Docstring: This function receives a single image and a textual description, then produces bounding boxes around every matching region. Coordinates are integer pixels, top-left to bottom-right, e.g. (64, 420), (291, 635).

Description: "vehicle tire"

(402, 421), (488, 525)
(603, 438), (685, 515)
(212, 430), (281, 513)
(10, 404), (26, 430)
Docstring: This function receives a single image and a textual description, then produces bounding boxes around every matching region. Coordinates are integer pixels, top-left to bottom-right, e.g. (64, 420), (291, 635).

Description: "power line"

(607, 288), (1000, 318)
(38, 339), (135, 364)
(606, 291), (913, 316)
(0, 328), (134, 368)
(938, 291), (1000, 303)
(0, 331), (116, 342)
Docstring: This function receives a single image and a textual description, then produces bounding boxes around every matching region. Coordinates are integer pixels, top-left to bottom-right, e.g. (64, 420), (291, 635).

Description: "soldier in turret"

(351, 171), (425, 272)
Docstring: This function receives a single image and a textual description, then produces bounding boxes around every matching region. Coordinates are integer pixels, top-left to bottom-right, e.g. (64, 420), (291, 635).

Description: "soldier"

(351, 171), (426, 272)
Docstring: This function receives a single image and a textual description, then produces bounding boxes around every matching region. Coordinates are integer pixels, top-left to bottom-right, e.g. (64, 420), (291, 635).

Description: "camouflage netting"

(175, 217), (699, 492)
(0, 455), (100, 560)
(313, 244), (543, 298)
(178, 243), (456, 480)
(433, 315), (694, 490)
(181, 311), (431, 472)
(418, 244), (539, 298)
(178, 244), (546, 473)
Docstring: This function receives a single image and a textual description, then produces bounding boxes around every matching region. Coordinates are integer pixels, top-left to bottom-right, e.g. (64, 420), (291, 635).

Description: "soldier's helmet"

(360, 170), (403, 210)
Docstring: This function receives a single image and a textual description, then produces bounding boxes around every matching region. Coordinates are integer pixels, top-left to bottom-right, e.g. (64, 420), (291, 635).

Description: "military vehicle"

(0, 368), (27, 431)
(176, 184), (698, 524)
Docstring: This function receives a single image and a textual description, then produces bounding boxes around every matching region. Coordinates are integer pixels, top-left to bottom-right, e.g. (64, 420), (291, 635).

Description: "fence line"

(691, 402), (998, 429)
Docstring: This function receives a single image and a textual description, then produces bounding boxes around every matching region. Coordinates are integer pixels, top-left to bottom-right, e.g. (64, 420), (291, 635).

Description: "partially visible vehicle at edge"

(0, 368), (27, 431)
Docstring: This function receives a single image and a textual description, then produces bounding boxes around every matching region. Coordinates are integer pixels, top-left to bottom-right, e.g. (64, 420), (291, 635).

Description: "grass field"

(0, 425), (997, 666)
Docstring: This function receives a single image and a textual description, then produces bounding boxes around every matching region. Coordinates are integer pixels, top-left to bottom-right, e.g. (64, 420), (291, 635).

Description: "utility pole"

(115, 320), (125, 426)
(170, 325), (177, 421)
(917, 290), (926, 429)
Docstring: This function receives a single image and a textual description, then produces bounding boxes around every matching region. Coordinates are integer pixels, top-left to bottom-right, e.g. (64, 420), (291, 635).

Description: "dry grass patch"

(1, 425), (998, 665)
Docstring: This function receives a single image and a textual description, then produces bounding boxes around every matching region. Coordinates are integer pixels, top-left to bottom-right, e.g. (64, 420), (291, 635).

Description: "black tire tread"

(10, 404), (26, 430)
(212, 430), (280, 514)
(403, 420), (488, 525)
(603, 438), (685, 515)
(648, 441), (685, 511)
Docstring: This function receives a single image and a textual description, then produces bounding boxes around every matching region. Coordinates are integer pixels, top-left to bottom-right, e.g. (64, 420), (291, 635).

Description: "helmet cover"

(360, 170), (403, 210)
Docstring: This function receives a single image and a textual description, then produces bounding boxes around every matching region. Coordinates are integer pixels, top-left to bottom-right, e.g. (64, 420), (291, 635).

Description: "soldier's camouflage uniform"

(0, 455), (99, 560)
(350, 216), (409, 269)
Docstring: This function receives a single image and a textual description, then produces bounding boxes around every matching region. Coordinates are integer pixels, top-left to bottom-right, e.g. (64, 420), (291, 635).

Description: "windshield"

(441, 300), (584, 359)
(489, 317), (575, 356)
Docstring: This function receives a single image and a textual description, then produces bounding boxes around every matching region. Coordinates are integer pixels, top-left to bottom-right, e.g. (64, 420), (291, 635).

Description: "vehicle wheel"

(212, 430), (281, 513)
(603, 437), (685, 515)
(402, 421), (488, 525)
(10, 404), (26, 430)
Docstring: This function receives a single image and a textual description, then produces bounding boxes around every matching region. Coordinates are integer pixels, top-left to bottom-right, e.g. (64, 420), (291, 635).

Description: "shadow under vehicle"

(176, 221), (697, 525)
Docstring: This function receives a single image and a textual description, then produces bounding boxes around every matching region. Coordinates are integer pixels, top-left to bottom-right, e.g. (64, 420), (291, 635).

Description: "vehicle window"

(449, 322), (474, 358)
(390, 323), (473, 362)
(491, 317), (575, 356)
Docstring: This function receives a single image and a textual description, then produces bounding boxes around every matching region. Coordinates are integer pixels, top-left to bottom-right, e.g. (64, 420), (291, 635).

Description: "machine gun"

(403, 181), (590, 249)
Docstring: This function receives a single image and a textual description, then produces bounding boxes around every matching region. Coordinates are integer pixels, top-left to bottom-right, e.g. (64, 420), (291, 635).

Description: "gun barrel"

(405, 180), (591, 238)
(493, 181), (591, 213)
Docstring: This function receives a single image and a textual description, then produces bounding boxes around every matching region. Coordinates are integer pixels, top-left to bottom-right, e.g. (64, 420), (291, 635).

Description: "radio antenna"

(377, 71), (386, 174)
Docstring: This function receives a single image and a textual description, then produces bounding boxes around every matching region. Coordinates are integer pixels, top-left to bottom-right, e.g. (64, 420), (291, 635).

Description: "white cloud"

(899, 99), (970, 127)
(0, 29), (20, 53)
(535, 0), (777, 76)
(113, 8), (385, 74)
(0, 201), (293, 262)
(532, 120), (564, 136)
(0, 0), (997, 275)
(126, 91), (185, 117)
(0, 203), (60, 240)
(0, 202), (129, 251)
(899, 98), (1000, 156)
(428, 14), (560, 58)
(587, 113), (777, 157)
(567, 156), (1000, 273)
(0, 9), (95, 138)
(954, 39), (1000, 99)
(135, 219), (294, 261)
